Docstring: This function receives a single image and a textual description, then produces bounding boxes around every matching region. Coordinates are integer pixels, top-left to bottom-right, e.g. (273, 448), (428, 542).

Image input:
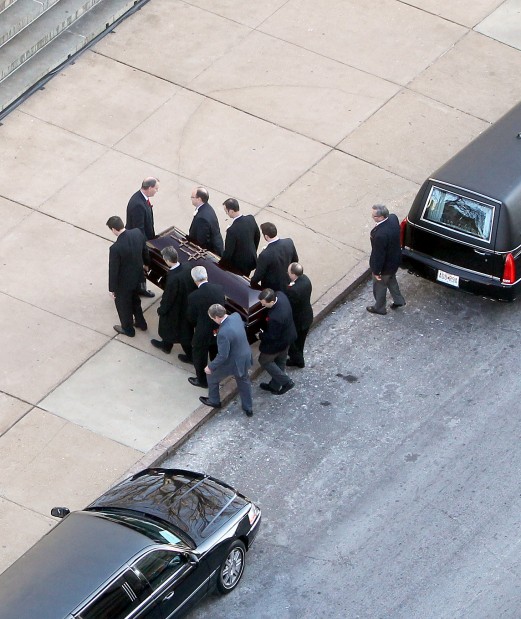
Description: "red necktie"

(147, 198), (152, 209)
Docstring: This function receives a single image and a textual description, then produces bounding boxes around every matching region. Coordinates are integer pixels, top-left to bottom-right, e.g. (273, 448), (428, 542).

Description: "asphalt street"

(162, 270), (521, 619)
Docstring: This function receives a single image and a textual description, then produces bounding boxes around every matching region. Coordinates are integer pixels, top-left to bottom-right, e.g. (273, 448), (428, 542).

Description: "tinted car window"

(421, 186), (495, 242)
(77, 571), (146, 619)
(135, 550), (187, 590)
(93, 510), (183, 545)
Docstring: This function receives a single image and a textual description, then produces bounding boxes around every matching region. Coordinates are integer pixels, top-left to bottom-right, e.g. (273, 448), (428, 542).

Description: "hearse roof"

(431, 102), (521, 209)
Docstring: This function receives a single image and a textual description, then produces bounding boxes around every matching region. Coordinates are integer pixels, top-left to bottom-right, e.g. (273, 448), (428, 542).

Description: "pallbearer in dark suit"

(125, 177), (159, 298)
(367, 204), (406, 315)
(251, 222), (298, 291)
(188, 187), (224, 256)
(257, 288), (297, 395)
(220, 198), (260, 276)
(150, 246), (196, 359)
(106, 216), (150, 337)
(286, 263), (313, 368)
(187, 266), (226, 388)
(199, 305), (254, 417)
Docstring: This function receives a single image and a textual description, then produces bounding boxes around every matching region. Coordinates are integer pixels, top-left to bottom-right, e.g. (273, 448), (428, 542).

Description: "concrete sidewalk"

(2, 0), (521, 573)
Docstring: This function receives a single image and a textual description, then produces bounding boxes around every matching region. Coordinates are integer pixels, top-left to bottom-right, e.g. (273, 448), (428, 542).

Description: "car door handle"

(473, 249), (487, 255)
(164, 591), (175, 600)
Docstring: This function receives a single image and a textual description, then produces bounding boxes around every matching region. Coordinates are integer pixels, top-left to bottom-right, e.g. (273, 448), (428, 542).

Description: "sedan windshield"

(90, 510), (189, 546)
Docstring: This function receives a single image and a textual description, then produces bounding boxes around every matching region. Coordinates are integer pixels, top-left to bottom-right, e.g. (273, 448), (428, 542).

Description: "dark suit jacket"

(259, 291), (297, 354)
(126, 190), (155, 240)
(369, 214), (402, 275)
(157, 263), (196, 345)
(188, 203), (224, 256)
(187, 282), (226, 347)
(208, 313), (253, 376)
(108, 229), (149, 292)
(251, 238), (299, 291)
(221, 215), (260, 276)
(286, 274), (313, 331)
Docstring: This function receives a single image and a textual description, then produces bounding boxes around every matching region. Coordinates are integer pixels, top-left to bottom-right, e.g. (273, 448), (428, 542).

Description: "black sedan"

(0, 469), (261, 619)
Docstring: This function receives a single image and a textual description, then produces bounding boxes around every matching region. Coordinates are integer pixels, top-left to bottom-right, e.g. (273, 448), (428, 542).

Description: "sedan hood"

(87, 469), (248, 546)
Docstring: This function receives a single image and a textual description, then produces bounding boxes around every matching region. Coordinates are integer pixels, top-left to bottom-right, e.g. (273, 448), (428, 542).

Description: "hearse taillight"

(502, 253), (516, 284)
(400, 217), (408, 249)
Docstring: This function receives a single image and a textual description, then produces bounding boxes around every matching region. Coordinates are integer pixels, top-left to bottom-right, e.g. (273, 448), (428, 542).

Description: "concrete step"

(0, 0), (19, 14)
(0, 0), (62, 48)
(0, 0), (139, 113)
(0, 0), (106, 81)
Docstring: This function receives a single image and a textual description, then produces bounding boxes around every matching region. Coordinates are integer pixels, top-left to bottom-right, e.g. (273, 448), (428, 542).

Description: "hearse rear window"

(421, 186), (494, 242)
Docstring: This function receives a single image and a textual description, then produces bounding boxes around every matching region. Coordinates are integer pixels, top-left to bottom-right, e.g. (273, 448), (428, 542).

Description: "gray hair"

(191, 265), (208, 284)
(372, 204), (389, 218)
(142, 177), (159, 189)
(161, 246), (178, 264)
(208, 304), (227, 319)
(259, 288), (276, 303)
(289, 262), (303, 277)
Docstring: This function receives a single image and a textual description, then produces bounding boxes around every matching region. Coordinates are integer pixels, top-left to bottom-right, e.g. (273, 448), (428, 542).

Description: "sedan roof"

(0, 511), (152, 619)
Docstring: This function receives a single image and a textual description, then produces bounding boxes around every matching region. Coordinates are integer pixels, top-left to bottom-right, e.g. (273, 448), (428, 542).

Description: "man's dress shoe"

(366, 306), (387, 315)
(286, 360), (305, 368)
(134, 322), (148, 331)
(260, 382), (281, 394)
(390, 302), (406, 309)
(151, 339), (170, 353)
(139, 289), (155, 298)
(113, 325), (134, 337)
(199, 396), (222, 408)
(188, 377), (208, 388)
(243, 408), (254, 417)
(279, 379), (295, 395)
(178, 354), (193, 364)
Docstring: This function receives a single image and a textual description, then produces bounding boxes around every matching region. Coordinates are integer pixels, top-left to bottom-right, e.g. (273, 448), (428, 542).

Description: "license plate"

(437, 269), (459, 287)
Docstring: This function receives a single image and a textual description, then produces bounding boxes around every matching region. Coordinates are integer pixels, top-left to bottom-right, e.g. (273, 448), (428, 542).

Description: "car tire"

(216, 540), (246, 594)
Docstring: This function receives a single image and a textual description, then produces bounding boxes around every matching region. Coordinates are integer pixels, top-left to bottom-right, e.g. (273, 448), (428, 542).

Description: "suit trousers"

(372, 273), (405, 312)
(259, 348), (291, 390)
(288, 328), (309, 366)
(114, 289), (146, 334)
(193, 342), (217, 385)
(208, 367), (253, 412)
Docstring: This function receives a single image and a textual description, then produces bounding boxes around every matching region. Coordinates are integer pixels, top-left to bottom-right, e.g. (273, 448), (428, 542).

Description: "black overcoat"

(126, 190), (155, 240)
(157, 264), (196, 345)
(221, 214), (260, 275)
(187, 282), (226, 347)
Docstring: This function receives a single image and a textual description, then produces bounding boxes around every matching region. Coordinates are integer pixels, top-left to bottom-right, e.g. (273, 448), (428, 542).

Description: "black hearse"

(401, 101), (521, 301)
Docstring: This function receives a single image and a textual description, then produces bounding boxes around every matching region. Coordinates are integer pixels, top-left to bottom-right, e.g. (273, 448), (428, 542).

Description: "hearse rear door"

(416, 182), (501, 279)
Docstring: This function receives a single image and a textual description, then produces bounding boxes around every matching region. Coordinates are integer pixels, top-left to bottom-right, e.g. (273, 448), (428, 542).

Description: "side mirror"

(51, 507), (70, 519)
(187, 552), (199, 566)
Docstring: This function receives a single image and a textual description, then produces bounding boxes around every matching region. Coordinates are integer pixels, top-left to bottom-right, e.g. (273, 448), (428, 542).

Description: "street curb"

(122, 259), (371, 478)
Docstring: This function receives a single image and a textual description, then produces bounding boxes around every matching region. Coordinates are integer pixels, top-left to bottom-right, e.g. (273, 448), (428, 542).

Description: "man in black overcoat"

(125, 177), (159, 298)
(257, 288), (297, 395)
(188, 187), (224, 256)
(251, 222), (298, 291)
(150, 246), (196, 359)
(220, 198), (260, 276)
(286, 262), (313, 368)
(367, 204), (406, 315)
(106, 215), (150, 337)
(186, 266), (226, 388)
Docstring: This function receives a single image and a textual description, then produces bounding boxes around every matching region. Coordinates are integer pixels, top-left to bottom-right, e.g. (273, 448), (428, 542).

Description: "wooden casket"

(146, 226), (266, 342)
